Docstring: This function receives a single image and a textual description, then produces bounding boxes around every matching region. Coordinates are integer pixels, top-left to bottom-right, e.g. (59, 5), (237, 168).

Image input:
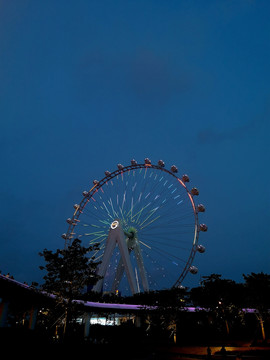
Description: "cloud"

(197, 102), (269, 145)
(75, 48), (192, 106)
(128, 49), (191, 104)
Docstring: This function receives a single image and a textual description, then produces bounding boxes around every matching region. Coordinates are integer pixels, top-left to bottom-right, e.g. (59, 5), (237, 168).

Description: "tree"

(154, 287), (188, 343)
(243, 272), (270, 342)
(190, 274), (245, 338)
(39, 238), (100, 339)
(130, 287), (188, 344)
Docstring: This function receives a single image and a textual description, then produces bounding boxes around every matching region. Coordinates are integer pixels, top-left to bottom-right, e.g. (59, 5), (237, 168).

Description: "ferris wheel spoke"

(139, 223), (194, 233)
(140, 241), (190, 257)
(126, 171), (166, 217)
(139, 240), (152, 249)
(139, 248), (177, 288)
(86, 233), (107, 242)
(139, 215), (161, 230)
(140, 234), (191, 246)
(142, 251), (187, 287)
(63, 159), (205, 295)
(144, 241), (188, 264)
(83, 205), (112, 223)
(140, 235), (190, 250)
(137, 206), (160, 226)
(133, 203), (193, 229)
(145, 204), (194, 222)
(93, 244), (106, 261)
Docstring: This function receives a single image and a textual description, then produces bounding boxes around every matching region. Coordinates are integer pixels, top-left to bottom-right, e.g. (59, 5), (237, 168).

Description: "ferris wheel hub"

(124, 226), (137, 239)
(110, 220), (119, 229)
(63, 158), (207, 294)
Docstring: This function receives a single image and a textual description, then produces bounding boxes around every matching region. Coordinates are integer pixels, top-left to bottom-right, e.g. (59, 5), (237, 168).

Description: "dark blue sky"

(1, 1), (269, 288)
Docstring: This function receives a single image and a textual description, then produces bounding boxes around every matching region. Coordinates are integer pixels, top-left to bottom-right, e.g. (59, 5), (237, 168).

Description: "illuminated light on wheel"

(62, 158), (207, 294)
(111, 220), (119, 230)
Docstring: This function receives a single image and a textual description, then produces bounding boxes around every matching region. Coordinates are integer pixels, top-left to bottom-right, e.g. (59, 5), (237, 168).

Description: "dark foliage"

(39, 238), (100, 301)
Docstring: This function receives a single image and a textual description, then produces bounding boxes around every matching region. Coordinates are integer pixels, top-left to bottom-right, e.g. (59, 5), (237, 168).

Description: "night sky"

(1, 1), (269, 290)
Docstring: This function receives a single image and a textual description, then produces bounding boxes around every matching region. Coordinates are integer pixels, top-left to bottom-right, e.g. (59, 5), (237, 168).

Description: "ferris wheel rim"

(63, 161), (203, 289)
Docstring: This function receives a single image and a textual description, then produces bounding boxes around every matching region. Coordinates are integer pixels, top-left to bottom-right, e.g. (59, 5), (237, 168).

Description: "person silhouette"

(220, 346), (227, 358)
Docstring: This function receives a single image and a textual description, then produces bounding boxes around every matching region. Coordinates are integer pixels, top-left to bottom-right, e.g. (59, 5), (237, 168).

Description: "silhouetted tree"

(190, 274), (245, 337)
(243, 272), (270, 342)
(130, 287), (188, 343)
(39, 238), (101, 339)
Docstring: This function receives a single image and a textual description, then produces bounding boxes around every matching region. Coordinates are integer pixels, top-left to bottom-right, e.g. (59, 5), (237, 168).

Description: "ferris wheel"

(62, 158), (207, 295)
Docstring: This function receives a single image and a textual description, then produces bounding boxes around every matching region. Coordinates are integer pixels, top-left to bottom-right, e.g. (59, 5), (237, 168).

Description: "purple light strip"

(0, 274), (257, 313)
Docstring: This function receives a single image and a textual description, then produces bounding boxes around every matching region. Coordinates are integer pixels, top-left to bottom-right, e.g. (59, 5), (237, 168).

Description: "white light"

(111, 220), (119, 229)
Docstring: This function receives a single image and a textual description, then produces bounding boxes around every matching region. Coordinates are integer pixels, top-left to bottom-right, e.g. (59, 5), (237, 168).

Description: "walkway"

(156, 345), (270, 360)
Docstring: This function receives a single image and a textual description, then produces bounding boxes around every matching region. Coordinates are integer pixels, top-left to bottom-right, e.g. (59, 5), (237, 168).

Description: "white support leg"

(112, 257), (125, 292)
(93, 220), (138, 295)
(112, 237), (149, 293)
(92, 230), (117, 293)
(116, 226), (137, 294)
(134, 242), (149, 292)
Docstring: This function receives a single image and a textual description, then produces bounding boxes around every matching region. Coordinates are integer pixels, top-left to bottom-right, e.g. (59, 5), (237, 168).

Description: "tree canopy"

(39, 238), (100, 303)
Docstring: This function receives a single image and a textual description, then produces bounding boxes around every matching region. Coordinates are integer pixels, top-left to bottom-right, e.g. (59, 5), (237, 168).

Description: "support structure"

(28, 307), (38, 330)
(0, 301), (9, 327)
(92, 220), (149, 295)
(84, 312), (91, 338)
(112, 234), (149, 293)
